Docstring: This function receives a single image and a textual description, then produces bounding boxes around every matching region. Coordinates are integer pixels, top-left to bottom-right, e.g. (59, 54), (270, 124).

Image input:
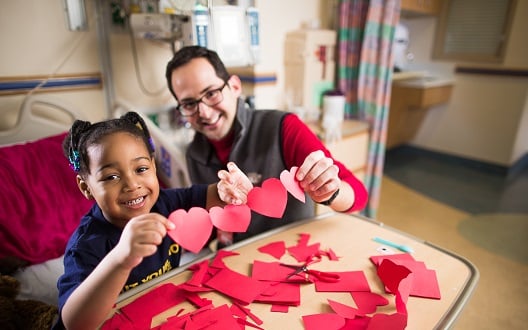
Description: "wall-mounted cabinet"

(401, 0), (441, 16)
(387, 77), (453, 149)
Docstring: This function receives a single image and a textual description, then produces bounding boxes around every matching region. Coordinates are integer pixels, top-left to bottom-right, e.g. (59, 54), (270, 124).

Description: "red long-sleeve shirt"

(211, 113), (368, 212)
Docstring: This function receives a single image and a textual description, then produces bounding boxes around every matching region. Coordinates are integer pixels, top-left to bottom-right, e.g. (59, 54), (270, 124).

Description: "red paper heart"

(247, 178), (287, 218)
(167, 207), (213, 253)
(279, 166), (306, 203)
(209, 204), (251, 232)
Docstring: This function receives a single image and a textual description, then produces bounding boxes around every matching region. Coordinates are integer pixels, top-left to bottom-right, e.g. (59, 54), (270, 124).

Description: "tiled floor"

(378, 146), (528, 329)
(383, 146), (528, 214)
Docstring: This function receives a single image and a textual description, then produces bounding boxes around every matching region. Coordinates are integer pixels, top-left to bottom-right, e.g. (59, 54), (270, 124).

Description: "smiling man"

(165, 46), (368, 248)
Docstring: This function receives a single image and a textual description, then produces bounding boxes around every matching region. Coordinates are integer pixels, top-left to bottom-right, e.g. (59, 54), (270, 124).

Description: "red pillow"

(0, 133), (94, 264)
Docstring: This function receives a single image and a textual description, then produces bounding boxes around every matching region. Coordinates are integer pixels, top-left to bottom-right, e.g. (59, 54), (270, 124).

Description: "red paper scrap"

(328, 299), (360, 319)
(350, 291), (389, 314)
(324, 248), (340, 261)
(190, 304), (241, 330)
(287, 243), (321, 263)
(100, 311), (133, 330)
(271, 304), (290, 313)
(296, 233), (311, 246)
(231, 300), (264, 325)
(210, 250), (239, 269)
(302, 313), (346, 330)
(204, 268), (269, 304)
(255, 282), (301, 306)
(377, 259), (413, 315)
(373, 254), (441, 299)
(370, 253), (415, 266)
(186, 259), (210, 287)
(251, 260), (299, 282)
(120, 283), (185, 327)
(257, 241), (286, 259)
(367, 312), (407, 330)
(343, 315), (372, 329)
(314, 270), (371, 292)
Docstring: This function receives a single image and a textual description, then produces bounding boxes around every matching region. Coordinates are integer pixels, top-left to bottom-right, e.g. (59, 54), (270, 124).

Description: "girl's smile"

(80, 132), (159, 227)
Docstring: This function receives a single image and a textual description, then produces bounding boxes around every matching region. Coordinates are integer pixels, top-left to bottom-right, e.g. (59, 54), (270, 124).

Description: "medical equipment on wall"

(128, 5), (260, 67)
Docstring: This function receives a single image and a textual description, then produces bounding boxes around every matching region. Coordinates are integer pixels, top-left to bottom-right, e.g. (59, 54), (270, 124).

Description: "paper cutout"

(168, 207), (213, 253)
(120, 283), (185, 328)
(314, 270), (371, 292)
(302, 313), (346, 330)
(209, 204), (251, 232)
(247, 178), (287, 218)
(367, 312), (407, 330)
(210, 250), (239, 269)
(100, 312), (132, 330)
(328, 299), (360, 319)
(377, 259), (413, 315)
(110, 234), (443, 330)
(271, 304), (290, 313)
(342, 316), (372, 329)
(371, 254), (441, 299)
(350, 291), (389, 314)
(257, 241), (286, 259)
(231, 301), (264, 325)
(255, 282), (301, 306)
(287, 243), (321, 262)
(204, 268), (269, 304)
(279, 166), (306, 203)
(186, 260), (210, 287)
(251, 260), (295, 282)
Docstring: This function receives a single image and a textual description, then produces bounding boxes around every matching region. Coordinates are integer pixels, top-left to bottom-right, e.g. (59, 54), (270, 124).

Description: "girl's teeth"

(127, 197), (144, 206)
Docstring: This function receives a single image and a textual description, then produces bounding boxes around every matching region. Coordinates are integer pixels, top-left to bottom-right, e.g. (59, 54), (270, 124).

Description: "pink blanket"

(0, 132), (94, 264)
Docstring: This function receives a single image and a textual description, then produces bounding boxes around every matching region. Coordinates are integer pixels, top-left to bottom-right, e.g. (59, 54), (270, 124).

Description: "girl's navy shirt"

(54, 185), (208, 329)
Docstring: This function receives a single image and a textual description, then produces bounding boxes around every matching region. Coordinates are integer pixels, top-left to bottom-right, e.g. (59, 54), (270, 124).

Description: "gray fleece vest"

(186, 100), (315, 243)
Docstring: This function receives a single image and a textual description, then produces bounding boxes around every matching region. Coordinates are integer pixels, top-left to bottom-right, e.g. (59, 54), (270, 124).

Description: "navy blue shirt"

(54, 185), (208, 329)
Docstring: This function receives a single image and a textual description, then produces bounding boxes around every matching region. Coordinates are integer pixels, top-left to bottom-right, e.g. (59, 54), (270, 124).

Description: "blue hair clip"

(148, 137), (155, 152)
(69, 150), (80, 172)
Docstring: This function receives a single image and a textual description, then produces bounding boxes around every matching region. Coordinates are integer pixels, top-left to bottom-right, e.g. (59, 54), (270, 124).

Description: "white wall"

(0, 0), (105, 127)
(1, 0), (328, 128)
(402, 0), (528, 167)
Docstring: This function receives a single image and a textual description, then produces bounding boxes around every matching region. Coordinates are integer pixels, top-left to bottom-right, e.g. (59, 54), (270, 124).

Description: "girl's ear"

(77, 175), (93, 200)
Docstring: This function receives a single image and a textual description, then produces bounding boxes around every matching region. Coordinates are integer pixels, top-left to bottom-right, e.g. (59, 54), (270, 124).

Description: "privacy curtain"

(337, 0), (400, 218)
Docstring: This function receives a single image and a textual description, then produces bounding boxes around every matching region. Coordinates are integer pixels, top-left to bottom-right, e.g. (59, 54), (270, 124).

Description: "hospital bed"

(0, 95), (190, 306)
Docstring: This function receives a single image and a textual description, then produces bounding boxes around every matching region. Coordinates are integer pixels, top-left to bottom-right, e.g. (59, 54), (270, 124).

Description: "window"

(433, 0), (517, 62)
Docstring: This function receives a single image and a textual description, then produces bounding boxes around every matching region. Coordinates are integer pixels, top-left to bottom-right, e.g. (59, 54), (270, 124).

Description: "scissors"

(280, 257), (340, 283)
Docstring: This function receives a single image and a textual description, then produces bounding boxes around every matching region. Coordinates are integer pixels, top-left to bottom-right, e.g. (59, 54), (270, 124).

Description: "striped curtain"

(337, 0), (400, 218)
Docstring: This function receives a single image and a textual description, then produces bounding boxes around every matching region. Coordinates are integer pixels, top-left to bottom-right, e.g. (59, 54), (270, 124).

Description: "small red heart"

(247, 178), (287, 218)
(167, 207), (213, 253)
(209, 204), (251, 232)
(280, 166), (306, 203)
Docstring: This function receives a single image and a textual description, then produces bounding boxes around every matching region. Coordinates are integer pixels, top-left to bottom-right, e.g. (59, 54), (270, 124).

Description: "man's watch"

(318, 188), (340, 206)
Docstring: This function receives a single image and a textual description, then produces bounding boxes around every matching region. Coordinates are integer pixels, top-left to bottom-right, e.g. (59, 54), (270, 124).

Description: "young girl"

(55, 112), (252, 329)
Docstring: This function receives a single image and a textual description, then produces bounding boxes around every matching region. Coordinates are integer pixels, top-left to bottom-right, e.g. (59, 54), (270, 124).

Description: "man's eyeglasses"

(176, 82), (228, 116)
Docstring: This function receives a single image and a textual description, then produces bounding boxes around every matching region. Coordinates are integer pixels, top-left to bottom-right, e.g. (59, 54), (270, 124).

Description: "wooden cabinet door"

(401, 0), (441, 15)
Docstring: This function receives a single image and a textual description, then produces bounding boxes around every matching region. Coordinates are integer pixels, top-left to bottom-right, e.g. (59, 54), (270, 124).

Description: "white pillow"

(13, 255), (64, 306)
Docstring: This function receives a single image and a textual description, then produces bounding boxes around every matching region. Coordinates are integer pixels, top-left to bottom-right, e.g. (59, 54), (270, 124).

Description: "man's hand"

(296, 150), (341, 204)
(217, 162), (253, 205)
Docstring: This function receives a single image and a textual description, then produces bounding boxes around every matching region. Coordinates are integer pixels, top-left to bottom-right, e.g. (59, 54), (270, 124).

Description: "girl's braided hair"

(63, 112), (155, 175)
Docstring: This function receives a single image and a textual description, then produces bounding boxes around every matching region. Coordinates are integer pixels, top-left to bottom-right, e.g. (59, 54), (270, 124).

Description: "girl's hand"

(217, 162), (253, 205)
(113, 213), (175, 269)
